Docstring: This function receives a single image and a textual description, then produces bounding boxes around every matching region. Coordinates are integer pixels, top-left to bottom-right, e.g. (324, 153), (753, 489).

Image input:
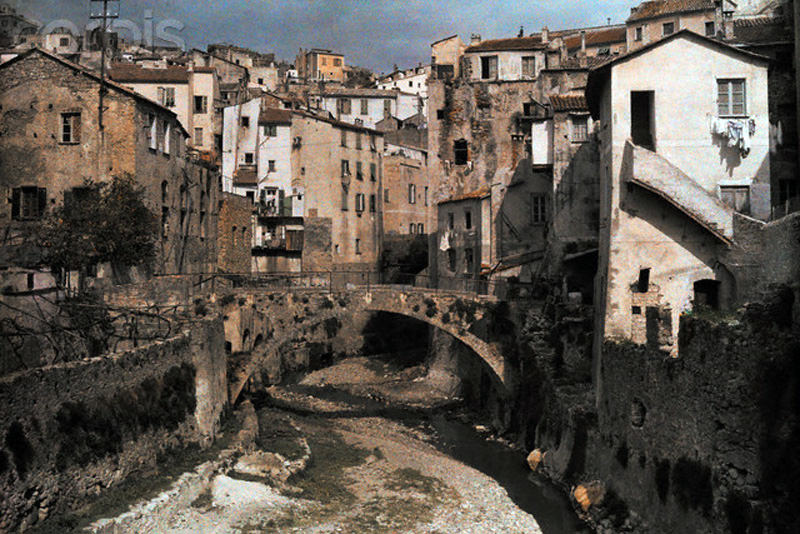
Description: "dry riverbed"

(76, 357), (551, 533)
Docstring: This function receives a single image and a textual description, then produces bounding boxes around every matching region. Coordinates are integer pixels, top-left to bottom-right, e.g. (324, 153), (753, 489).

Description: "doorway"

(631, 91), (655, 151)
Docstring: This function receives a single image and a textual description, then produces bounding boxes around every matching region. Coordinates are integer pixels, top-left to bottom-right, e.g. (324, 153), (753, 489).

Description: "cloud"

(21, 0), (634, 72)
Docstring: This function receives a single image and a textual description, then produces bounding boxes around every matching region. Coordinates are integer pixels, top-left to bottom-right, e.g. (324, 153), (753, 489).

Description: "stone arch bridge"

(219, 287), (519, 404)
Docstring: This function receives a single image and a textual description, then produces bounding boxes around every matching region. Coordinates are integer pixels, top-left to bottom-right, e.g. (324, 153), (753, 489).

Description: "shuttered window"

(12, 187), (46, 220)
(718, 79), (746, 116)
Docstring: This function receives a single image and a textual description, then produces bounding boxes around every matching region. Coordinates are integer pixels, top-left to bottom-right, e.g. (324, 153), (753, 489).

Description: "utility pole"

(90, 0), (118, 131)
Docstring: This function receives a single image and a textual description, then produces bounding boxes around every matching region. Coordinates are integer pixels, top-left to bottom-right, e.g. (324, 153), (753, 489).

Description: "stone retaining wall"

(0, 318), (227, 533)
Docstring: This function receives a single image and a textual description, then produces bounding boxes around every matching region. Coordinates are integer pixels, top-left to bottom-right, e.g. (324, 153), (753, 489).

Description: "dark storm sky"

(19, 0), (633, 73)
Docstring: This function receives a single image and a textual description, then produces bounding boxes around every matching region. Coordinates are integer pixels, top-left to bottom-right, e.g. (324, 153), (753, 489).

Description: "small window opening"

(454, 139), (469, 165)
(637, 268), (651, 293)
(694, 279), (721, 310)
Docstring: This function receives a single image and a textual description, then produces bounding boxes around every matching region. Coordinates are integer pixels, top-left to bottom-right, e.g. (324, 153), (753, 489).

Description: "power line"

(90, 0), (119, 131)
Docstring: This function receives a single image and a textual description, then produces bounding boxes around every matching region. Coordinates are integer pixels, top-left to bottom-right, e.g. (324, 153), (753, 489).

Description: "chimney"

(631, 7), (638, 15)
(470, 33), (482, 45)
(541, 26), (549, 43)
(580, 30), (586, 53)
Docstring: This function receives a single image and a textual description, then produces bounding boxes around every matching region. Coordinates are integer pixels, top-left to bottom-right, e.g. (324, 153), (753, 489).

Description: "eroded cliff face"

(518, 288), (800, 533)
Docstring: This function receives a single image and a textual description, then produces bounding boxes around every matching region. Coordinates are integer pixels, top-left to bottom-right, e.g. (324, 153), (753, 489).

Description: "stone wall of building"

(217, 193), (253, 274)
(0, 318), (227, 533)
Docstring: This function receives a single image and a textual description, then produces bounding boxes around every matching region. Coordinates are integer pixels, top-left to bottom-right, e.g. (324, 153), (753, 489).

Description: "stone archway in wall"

(225, 289), (517, 404)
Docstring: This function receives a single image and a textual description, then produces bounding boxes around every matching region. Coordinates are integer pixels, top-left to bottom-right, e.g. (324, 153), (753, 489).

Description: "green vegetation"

(38, 175), (157, 275)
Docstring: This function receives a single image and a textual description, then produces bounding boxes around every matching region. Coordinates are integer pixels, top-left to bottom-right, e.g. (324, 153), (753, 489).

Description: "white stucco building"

(311, 88), (426, 129)
(586, 30), (770, 353)
(376, 65), (431, 98)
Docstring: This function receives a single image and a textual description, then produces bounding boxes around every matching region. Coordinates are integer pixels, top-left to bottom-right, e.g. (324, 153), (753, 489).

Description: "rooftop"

(438, 187), (491, 205)
(564, 26), (628, 51)
(109, 63), (190, 84)
(258, 107), (293, 125)
(465, 36), (548, 53)
(550, 94), (588, 112)
(627, 0), (716, 22)
(732, 16), (794, 44)
(311, 87), (399, 98)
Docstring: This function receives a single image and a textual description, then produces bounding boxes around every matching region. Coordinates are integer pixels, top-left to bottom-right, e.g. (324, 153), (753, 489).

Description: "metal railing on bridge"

(150, 271), (542, 300)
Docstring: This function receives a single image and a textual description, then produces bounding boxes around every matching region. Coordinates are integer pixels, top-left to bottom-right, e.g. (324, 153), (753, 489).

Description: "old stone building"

(427, 32), (598, 282)
(587, 30), (771, 353)
(0, 3), (38, 49)
(296, 48), (345, 83)
(109, 62), (221, 154)
(431, 35), (466, 80)
(625, 0), (735, 51)
(0, 47), (217, 275)
(383, 150), (431, 236)
(435, 189), (491, 287)
(222, 96), (385, 273)
(217, 192), (253, 273)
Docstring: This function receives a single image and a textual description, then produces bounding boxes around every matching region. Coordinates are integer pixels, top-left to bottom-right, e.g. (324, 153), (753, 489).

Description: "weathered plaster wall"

(217, 193), (253, 274)
(383, 154), (432, 235)
(0, 318), (227, 533)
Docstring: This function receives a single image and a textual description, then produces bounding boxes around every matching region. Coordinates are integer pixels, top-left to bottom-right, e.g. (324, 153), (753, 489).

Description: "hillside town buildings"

(0, 0), (795, 348)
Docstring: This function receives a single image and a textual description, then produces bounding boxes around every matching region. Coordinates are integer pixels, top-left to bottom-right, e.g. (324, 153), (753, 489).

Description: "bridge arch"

(225, 288), (517, 404)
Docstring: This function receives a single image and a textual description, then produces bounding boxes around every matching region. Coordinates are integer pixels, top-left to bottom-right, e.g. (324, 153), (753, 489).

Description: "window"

(164, 123), (171, 155)
(193, 95), (208, 114)
(11, 187), (46, 220)
(334, 58), (342, 67)
(257, 78), (264, 85)
(418, 224), (424, 233)
(158, 86), (175, 107)
(355, 193), (365, 212)
(341, 159), (350, 176)
(355, 238), (361, 254)
(720, 185), (751, 215)
(194, 127), (203, 146)
(161, 181), (169, 204)
(636, 268), (651, 293)
(447, 212), (454, 230)
(384, 188), (390, 202)
(447, 249), (456, 271)
(408, 184), (416, 204)
(718, 79), (746, 116)
(60, 112), (81, 143)
(522, 56), (536, 77)
(370, 163), (377, 182)
(454, 139), (469, 165)
(356, 133), (362, 150)
(369, 194), (376, 213)
(264, 124), (277, 137)
(635, 26), (643, 41)
(268, 160), (276, 172)
(436, 109), (445, 120)
(464, 248), (474, 273)
(59, 37), (69, 47)
(241, 116), (250, 128)
(244, 152), (254, 164)
(340, 98), (351, 114)
(162, 207), (169, 238)
(531, 193), (546, 224)
(361, 98), (369, 115)
(570, 115), (589, 142)
(341, 187), (348, 211)
(480, 55), (498, 79)
(705, 21), (715, 37)
(465, 209), (472, 229)
(662, 22), (675, 36)
(409, 81), (413, 87)
(356, 161), (363, 180)
(321, 57), (327, 66)
(424, 186), (429, 206)
(383, 99), (392, 118)
(341, 128), (348, 147)
(148, 113), (157, 150)
(410, 223), (416, 234)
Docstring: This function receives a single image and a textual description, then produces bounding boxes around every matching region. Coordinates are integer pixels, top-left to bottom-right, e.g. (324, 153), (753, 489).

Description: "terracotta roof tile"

(564, 27), (627, 51)
(109, 63), (190, 83)
(733, 16), (793, 43)
(627, 0), (716, 22)
(438, 187), (491, 205)
(258, 107), (293, 125)
(550, 94), (588, 111)
(465, 36), (547, 53)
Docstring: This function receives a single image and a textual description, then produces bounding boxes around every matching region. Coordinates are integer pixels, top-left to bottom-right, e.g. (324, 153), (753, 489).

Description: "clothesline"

(710, 117), (756, 158)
